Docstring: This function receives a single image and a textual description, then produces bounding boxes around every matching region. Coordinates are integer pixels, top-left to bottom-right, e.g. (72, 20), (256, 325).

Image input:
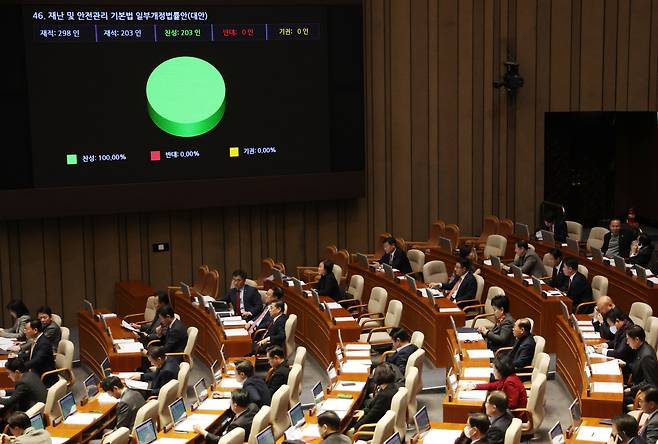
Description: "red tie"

(235, 289), (242, 316)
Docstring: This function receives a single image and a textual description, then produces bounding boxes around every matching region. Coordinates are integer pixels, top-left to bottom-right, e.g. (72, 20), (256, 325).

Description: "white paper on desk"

(96, 392), (119, 404)
(440, 307), (462, 313)
(457, 332), (484, 342)
(153, 439), (188, 444)
(591, 361), (621, 375)
(335, 316), (356, 322)
(467, 349), (495, 359)
(318, 408), (349, 419)
(320, 398), (354, 411)
(197, 398), (232, 411)
(63, 412), (102, 425)
(463, 367), (493, 378)
(576, 426), (612, 442)
(125, 380), (149, 390)
(174, 413), (218, 432)
(121, 320), (140, 332)
(424, 429), (463, 443)
(591, 382), (624, 393)
(0, 360), (7, 368)
(524, 278), (534, 285)
(546, 291), (563, 297)
(649, 277), (658, 285)
(397, 275), (407, 281)
(287, 281), (295, 286)
(345, 350), (370, 358)
(578, 320), (593, 326)
(300, 423), (321, 438)
(113, 372), (142, 379)
(345, 344), (371, 351)
(219, 378), (243, 389)
(631, 269), (638, 276)
(334, 381), (366, 392)
(51, 438), (69, 444)
(345, 359), (372, 366)
(116, 342), (143, 353)
(340, 363), (370, 374)
(222, 319), (246, 327)
(483, 260), (492, 266)
(457, 390), (488, 401)
(202, 296), (216, 303)
(582, 332), (601, 340)
(326, 302), (342, 309)
(99, 313), (117, 319)
(224, 328), (249, 337)
(579, 325), (595, 332)
(112, 338), (135, 345)
(222, 316), (243, 322)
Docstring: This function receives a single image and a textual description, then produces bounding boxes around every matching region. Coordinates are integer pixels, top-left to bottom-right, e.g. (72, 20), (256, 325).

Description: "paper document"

(334, 381), (366, 392)
(326, 302), (342, 309)
(320, 398), (353, 411)
(224, 329), (249, 337)
(222, 319), (246, 327)
(344, 359), (372, 366)
(591, 382), (624, 393)
(524, 278), (534, 285)
(582, 332), (601, 340)
(340, 363), (370, 374)
(222, 316), (243, 322)
(125, 380), (149, 390)
(51, 438), (69, 444)
(99, 313), (117, 319)
(462, 367), (493, 378)
(121, 320), (140, 332)
(424, 430), (463, 443)
(197, 398), (232, 411)
(202, 296), (215, 303)
(345, 344), (371, 350)
(483, 260), (492, 266)
(116, 342), (143, 353)
(97, 392), (119, 404)
(576, 426), (612, 442)
(334, 316), (355, 322)
(112, 338), (135, 345)
(457, 390), (488, 401)
(590, 361), (621, 375)
(174, 414), (218, 432)
(649, 277), (658, 285)
(300, 424), (321, 438)
(579, 325), (595, 332)
(114, 372), (142, 379)
(64, 413), (102, 425)
(457, 332), (484, 342)
(153, 439), (188, 444)
(467, 349), (495, 359)
(219, 378), (243, 389)
(546, 290), (563, 296)
(578, 320), (592, 326)
(345, 350), (370, 358)
(439, 307), (461, 313)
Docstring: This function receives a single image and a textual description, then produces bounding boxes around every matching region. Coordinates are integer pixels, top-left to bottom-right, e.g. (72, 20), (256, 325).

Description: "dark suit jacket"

(378, 249), (412, 274)
(243, 376), (271, 407)
(206, 403), (260, 443)
(602, 230), (634, 259)
(550, 262), (569, 292)
(315, 274), (341, 301)
(567, 272), (593, 313)
(266, 363), (290, 396)
(160, 319), (188, 355)
(263, 314), (288, 348)
(605, 320), (634, 362)
(385, 343), (418, 376)
(538, 220), (568, 243)
(0, 371), (47, 412)
(592, 310), (615, 340)
(115, 388), (145, 430)
(628, 245), (655, 268)
(140, 359), (179, 397)
(355, 384), (397, 430)
(222, 285), (263, 317)
(640, 411), (658, 444)
(454, 433), (490, 444)
(18, 334), (57, 387)
(513, 250), (545, 278)
(487, 412), (513, 444)
(508, 334), (536, 370)
(444, 272), (478, 303)
(20, 322), (61, 355)
(629, 342), (658, 394)
(320, 432), (352, 444)
(485, 313), (515, 351)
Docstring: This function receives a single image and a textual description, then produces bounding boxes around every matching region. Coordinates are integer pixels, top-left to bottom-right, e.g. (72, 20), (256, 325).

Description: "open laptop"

(311, 381), (323, 404)
(382, 263), (395, 280)
(515, 223), (530, 239)
(180, 282), (193, 301)
(450, 315), (477, 334)
(288, 402), (305, 428)
(383, 432), (402, 444)
(549, 421), (564, 444)
(101, 357), (112, 377)
(311, 289), (321, 307)
(168, 397), (189, 431)
(29, 413), (45, 430)
(84, 373), (99, 397)
(292, 277), (304, 295)
(414, 405), (431, 437)
(531, 276), (543, 295)
(326, 362), (338, 388)
(272, 267), (284, 282)
(559, 301), (570, 322)
(613, 255), (626, 271)
(256, 426), (276, 444)
(407, 275), (417, 293)
(194, 378), (208, 404)
(439, 237), (453, 252)
(569, 398), (582, 428)
(135, 419), (159, 444)
(540, 230), (555, 244)
(425, 288), (437, 308)
(83, 300), (95, 318)
(490, 255), (502, 272)
(58, 392), (77, 421)
(566, 238), (580, 254)
(591, 246), (604, 262)
(510, 264), (524, 281)
(636, 265), (649, 283)
(356, 253), (369, 268)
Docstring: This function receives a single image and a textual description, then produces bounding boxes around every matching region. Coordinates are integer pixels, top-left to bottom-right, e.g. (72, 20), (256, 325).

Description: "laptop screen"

(312, 381), (323, 403)
(407, 275), (417, 292)
(101, 357), (111, 377)
(84, 373), (99, 397)
(288, 402), (304, 427)
(135, 419), (158, 444)
(549, 422), (563, 441)
(559, 301), (570, 322)
(256, 426), (276, 444)
(356, 253), (369, 268)
(180, 282), (192, 300)
(414, 406), (430, 433)
(569, 399), (581, 424)
(29, 414), (44, 430)
(58, 392), (76, 420)
(169, 397), (187, 425)
(194, 379), (208, 403)
(384, 432), (402, 444)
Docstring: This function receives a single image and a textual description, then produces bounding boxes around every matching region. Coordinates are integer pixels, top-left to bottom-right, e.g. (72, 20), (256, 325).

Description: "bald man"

(592, 296), (617, 340)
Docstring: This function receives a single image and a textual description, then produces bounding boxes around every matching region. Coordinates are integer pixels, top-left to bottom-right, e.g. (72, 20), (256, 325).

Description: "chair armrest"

(358, 312), (384, 322)
(471, 312), (495, 324)
(339, 298), (360, 305)
(41, 368), (73, 384)
(495, 346), (513, 357)
(348, 303), (368, 313)
(165, 352), (190, 363)
(510, 408), (533, 431)
(461, 303), (485, 313)
(123, 313), (146, 323)
(380, 350), (395, 361)
(146, 339), (161, 348)
(146, 396), (157, 402)
(253, 329), (267, 341)
(456, 298), (480, 308)
(576, 301), (597, 314)
(352, 431), (375, 442)
(366, 326), (394, 342)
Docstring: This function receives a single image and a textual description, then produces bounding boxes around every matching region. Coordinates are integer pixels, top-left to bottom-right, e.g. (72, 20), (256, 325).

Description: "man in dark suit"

(194, 389), (260, 442)
(14, 319), (57, 387)
(35, 306), (61, 353)
(511, 240), (545, 278)
(538, 216), (568, 243)
(623, 326), (658, 402)
(134, 346), (179, 397)
(353, 364), (397, 431)
(507, 318), (535, 370)
(265, 347), (290, 396)
(454, 412), (490, 444)
(133, 292), (169, 344)
(547, 248), (569, 292)
(247, 287), (283, 335)
(318, 411), (351, 444)
(478, 295), (515, 352)
(0, 358), (47, 412)
(563, 257), (593, 313)
(612, 414), (644, 444)
(101, 376), (145, 430)
(385, 328), (418, 376)
(378, 237), (412, 274)
(638, 387), (658, 444)
(139, 305), (188, 365)
(254, 301), (287, 353)
(628, 234), (655, 268)
(602, 218), (635, 259)
(221, 270), (264, 320)
(484, 391), (513, 444)
(236, 360), (271, 407)
(315, 260), (341, 301)
(430, 258), (477, 303)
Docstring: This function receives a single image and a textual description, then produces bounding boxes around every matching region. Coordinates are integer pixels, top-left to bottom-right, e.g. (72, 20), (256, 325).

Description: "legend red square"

(150, 150), (161, 161)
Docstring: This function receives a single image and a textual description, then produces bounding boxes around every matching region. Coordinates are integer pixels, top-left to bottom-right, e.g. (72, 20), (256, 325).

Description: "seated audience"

(511, 240), (545, 278)
(235, 360), (270, 407)
(628, 234), (655, 268)
(594, 307), (634, 362)
(101, 376), (145, 430)
(4, 412), (51, 444)
(0, 299), (31, 340)
(133, 292), (169, 342)
(602, 218), (634, 259)
(547, 248), (569, 291)
(563, 257), (593, 313)
(0, 358), (47, 413)
(611, 413), (643, 444)
(254, 301), (287, 354)
(622, 326), (658, 402)
(353, 363), (397, 431)
(478, 295), (514, 352)
(430, 258), (477, 303)
(538, 215), (568, 243)
(221, 270), (264, 320)
(247, 287), (283, 334)
(454, 412), (491, 444)
(507, 318), (535, 371)
(592, 296), (617, 340)
(315, 260), (341, 301)
(484, 391), (513, 444)
(385, 328), (418, 377)
(463, 357), (527, 419)
(14, 320), (56, 387)
(140, 305), (187, 360)
(638, 387), (658, 444)
(193, 389), (259, 441)
(378, 237), (412, 274)
(133, 346), (178, 397)
(21, 306), (61, 354)
(265, 347), (290, 396)
(317, 411), (351, 444)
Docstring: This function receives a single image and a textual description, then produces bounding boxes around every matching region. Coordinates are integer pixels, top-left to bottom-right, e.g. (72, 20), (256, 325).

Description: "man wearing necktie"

(429, 258), (477, 303)
(220, 270), (264, 320)
(638, 387), (658, 443)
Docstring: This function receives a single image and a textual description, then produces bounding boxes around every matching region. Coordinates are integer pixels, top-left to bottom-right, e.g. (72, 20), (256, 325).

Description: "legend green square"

(66, 154), (77, 165)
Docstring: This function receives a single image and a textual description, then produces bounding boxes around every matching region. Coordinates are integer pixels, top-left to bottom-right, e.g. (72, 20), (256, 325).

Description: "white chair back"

(566, 221), (583, 241)
(587, 227), (609, 252)
(346, 275), (364, 302)
(390, 387), (409, 440)
(157, 380), (180, 428)
(411, 331), (425, 349)
(248, 406), (271, 444)
(269, 385), (291, 438)
(287, 364), (303, 407)
(285, 314), (298, 357)
(422, 260), (449, 284)
(504, 418), (523, 444)
(407, 249), (426, 274)
(133, 400), (159, 434)
(218, 427), (245, 444)
(591, 276), (608, 300)
(630, 302), (653, 328)
(45, 379), (67, 421)
(177, 362), (190, 399)
(483, 234), (507, 258)
(101, 427), (130, 444)
(405, 367), (420, 418)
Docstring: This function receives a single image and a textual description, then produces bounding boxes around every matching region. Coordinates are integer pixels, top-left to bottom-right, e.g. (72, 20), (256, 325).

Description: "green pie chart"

(146, 56), (226, 137)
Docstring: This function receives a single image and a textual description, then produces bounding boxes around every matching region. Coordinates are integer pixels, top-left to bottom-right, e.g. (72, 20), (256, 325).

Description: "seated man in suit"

(384, 328), (418, 377)
(484, 391), (513, 444)
(546, 248), (569, 292)
(621, 326), (658, 404)
(221, 270), (264, 321)
(16, 306), (61, 355)
(317, 411), (351, 444)
(265, 347), (290, 396)
(602, 218), (635, 259)
(592, 296), (617, 340)
(132, 346), (178, 397)
(455, 412), (490, 444)
(511, 240), (545, 278)
(628, 234), (655, 268)
(353, 364), (398, 432)
(100, 376), (145, 430)
(637, 387), (658, 444)
(246, 287), (283, 335)
(507, 318), (535, 371)
(12, 320), (56, 387)
(254, 301), (287, 354)
(194, 389), (259, 442)
(563, 257), (593, 313)
(315, 260), (341, 301)
(5, 412), (51, 444)
(133, 292), (169, 344)
(611, 414), (643, 444)
(0, 358), (47, 413)
(378, 236), (412, 274)
(594, 307), (634, 364)
(235, 360), (270, 407)
(140, 305), (187, 362)
(478, 295), (514, 352)
(430, 258), (477, 303)
(538, 215), (568, 243)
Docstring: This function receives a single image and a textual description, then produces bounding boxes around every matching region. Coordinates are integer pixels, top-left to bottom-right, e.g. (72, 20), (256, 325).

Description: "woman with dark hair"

(0, 299), (30, 340)
(353, 363), (398, 430)
(463, 357), (527, 418)
(315, 260), (341, 301)
(628, 234), (655, 268)
(595, 306), (634, 362)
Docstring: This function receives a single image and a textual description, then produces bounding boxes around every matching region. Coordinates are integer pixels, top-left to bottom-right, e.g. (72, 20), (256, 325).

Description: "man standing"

(101, 376), (145, 430)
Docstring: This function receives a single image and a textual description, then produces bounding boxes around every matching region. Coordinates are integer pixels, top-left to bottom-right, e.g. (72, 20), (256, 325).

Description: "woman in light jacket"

(0, 299), (31, 340)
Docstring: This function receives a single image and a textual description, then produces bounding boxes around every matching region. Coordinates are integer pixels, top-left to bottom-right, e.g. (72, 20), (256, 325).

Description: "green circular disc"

(146, 56), (226, 137)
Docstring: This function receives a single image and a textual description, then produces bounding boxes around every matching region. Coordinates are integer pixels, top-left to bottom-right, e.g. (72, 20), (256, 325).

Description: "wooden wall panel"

(1, 0), (658, 320)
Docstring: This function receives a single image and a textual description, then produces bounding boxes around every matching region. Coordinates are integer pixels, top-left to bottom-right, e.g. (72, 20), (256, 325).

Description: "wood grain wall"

(1, 0), (657, 325)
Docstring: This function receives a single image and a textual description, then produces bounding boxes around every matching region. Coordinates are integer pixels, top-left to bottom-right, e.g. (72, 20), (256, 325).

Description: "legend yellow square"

(229, 147), (239, 157)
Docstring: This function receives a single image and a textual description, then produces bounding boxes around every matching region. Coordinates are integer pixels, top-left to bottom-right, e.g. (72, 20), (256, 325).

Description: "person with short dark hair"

(484, 391), (512, 444)
(140, 305), (188, 361)
(538, 215), (568, 243)
(511, 240), (545, 278)
(622, 327), (658, 402)
(430, 258), (477, 303)
(0, 358), (47, 413)
(32, 306), (61, 353)
(464, 358), (527, 419)
(6, 411), (51, 443)
(101, 375), (145, 430)
(254, 301), (287, 354)
(594, 307), (634, 362)
(315, 260), (341, 301)
(236, 360), (270, 407)
(378, 237), (412, 274)
(194, 389), (260, 442)
(0, 299), (31, 341)
(455, 412), (491, 444)
(14, 320), (57, 387)
(563, 257), (593, 313)
(628, 234), (655, 268)
(132, 346), (178, 397)
(385, 328), (418, 376)
(318, 411), (351, 443)
(478, 296), (515, 352)
(221, 270), (264, 320)
(265, 347), (290, 396)
(353, 363), (397, 430)
(133, 292), (170, 343)
(602, 218), (635, 259)
(611, 414), (643, 444)
(459, 246), (478, 270)
(247, 287), (284, 335)
(639, 387), (658, 443)
(506, 318), (535, 371)
(546, 248), (569, 291)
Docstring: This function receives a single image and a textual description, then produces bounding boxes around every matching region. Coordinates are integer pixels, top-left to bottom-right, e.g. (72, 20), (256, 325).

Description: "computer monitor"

(531, 276), (542, 295)
(288, 402), (305, 428)
(311, 290), (321, 307)
(312, 381), (323, 404)
(292, 277), (304, 295)
(591, 247), (603, 262)
(383, 432), (402, 444)
(425, 288), (436, 307)
(613, 255), (626, 271)
(101, 357), (112, 377)
(134, 419), (158, 444)
(515, 223), (530, 239)
(82, 300), (95, 318)
(540, 230), (555, 244)
(636, 265), (648, 283)
(559, 301), (570, 322)
(566, 238), (580, 254)
(58, 392), (76, 420)
(194, 378), (208, 403)
(256, 426), (276, 444)
(510, 264), (523, 281)
(326, 362), (337, 386)
(83, 373), (99, 397)
(168, 397), (187, 426)
(407, 275), (417, 293)
(549, 421), (564, 444)
(414, 406), (431, 435)
(356, 253), (369, 268)
(382, 263), (394, 280)
(439, 237), (453, 252)
(569, 399), (582, 426)
(29, 413), (45, 430)
(180, 282), (192, 301)
(272, 267), (284, 282)
(491, 255), (502, 272)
